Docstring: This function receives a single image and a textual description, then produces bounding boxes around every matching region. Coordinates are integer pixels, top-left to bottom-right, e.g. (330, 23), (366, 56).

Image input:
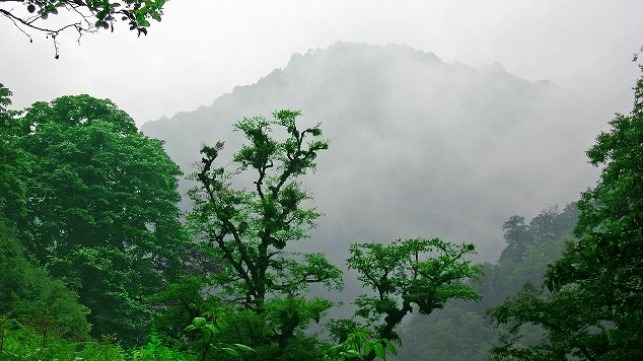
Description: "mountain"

(141, 42), (604, 262)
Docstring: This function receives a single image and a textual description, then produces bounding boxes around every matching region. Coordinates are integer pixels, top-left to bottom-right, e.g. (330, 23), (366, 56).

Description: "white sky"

(2, 0), (643, 126)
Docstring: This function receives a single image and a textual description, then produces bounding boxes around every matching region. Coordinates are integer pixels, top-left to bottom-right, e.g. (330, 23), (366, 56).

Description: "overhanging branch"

(1, 7), (87, 58)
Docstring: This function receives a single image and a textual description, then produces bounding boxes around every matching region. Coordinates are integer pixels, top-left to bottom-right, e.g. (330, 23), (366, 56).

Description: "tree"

(345, 238), (482, 360)
(529, 204), (578, 244)
(188, 110), (343, 356)
(10, 94), (188, 346)
(0, 84), (30, 225)
(0, 83), (13, 117)
(490, 70), (643, 360)
(148, 275), (210, 347)
(0, 218), (91, 344)
(498, 215), (534, 265)
(0, 0), (166, 57)
(389, 203), (578, 361)
(498, 204), (578, 265)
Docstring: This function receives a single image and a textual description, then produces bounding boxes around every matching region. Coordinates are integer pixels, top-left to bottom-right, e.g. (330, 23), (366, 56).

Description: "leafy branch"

(0, 0), (166, 58)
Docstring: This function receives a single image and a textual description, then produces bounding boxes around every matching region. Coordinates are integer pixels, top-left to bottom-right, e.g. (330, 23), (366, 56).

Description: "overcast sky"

(2, 1), (642, 126)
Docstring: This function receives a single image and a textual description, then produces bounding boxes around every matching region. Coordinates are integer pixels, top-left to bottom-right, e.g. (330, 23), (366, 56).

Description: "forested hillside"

(142, 42), (606, 262)
(1, 42), (642, 360)
(397, 204), (579, 360)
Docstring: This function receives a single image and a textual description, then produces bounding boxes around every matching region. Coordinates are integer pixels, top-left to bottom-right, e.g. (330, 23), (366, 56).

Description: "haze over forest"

(143, 42), (606, 262)
(2, 2), (643, 360)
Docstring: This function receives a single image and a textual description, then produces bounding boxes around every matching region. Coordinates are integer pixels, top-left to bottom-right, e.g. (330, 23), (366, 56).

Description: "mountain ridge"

(142, 41), (603, 262)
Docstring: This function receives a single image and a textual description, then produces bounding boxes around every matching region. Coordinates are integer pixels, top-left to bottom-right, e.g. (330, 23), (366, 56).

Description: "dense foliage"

(186, 111), (343, 358)
(1, 93), (189, 347)
(347, 238), (481, 341)
(176, 110), (483, 361)
(0, 219), (90, 345)
(2, 68), (641, 360)
(490, 71), (643, 360)
(0, 84), (29, 225)
(396, 204), (579, 361)
(190, 111), (342, 309)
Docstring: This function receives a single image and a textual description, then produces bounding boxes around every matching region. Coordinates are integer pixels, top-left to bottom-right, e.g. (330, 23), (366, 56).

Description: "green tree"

(498, 204), (578, 266)
(188, 110), (342, 357)
(0, 0), (166, 57)
(0, 83), (13, 118)
(490, 71), (643, 360)
(345, 238), (481, 360)
(0, 218), (91, 345)
(0, 84), (30, 225)
(148, 275), (211, 349)
(10, 95), (188, 346)
(498, 215), (534, 265)
(529, 204), (578, 243)
(395, 204), (577, 361)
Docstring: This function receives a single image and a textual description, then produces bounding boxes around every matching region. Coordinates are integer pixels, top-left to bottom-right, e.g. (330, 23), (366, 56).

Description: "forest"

(1, 2), (642, 360)
(1, 64), (642, 360)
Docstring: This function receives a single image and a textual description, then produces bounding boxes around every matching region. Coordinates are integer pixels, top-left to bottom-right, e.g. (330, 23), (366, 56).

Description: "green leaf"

(382, 339), (397, 355)
(223, 347), (239, 357)
(346, 350), (362, 357)
(373, 342), (386, 360)
(204, 323), (219, 334)
(192, 316), (206, 328)
(233, 343), (254, 352)
(364, 342), (372, 355)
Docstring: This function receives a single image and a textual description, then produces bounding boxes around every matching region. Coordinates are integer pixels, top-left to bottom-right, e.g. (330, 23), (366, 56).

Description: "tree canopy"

(0, 218), (91, 344)
(187, 110), (343, 358)
(490, 70), (643, 361)
(341, 237), (481, 361)
(5, 94), (188, 346)
(0, 84), (30, 225)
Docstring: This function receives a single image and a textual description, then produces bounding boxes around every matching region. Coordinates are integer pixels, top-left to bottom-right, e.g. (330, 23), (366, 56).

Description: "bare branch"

(1, 0), (165, 57)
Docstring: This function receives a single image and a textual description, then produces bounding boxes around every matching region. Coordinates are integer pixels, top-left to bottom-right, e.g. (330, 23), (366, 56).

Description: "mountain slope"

(142, 42), (603, 262)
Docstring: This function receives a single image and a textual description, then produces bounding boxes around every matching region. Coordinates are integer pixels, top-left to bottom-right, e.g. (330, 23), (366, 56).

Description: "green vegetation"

(344, 238), (481, 359)
(7, 94), (189, 346)
(0, 94), (482, 360)
(489, 69), (643, 361)
(1, 69), (642, 360)
(0, 326), (196, 360)
(324, 328), (397, 361)
(396, 204), (579, 360)
(0, 219), (90, 345)
(186, 110), (343, 359)
(0, 91), (190, 350)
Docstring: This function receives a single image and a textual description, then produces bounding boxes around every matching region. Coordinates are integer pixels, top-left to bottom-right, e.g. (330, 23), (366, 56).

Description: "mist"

(143, 42), (608, 263)
(3, 2), (643, 358)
